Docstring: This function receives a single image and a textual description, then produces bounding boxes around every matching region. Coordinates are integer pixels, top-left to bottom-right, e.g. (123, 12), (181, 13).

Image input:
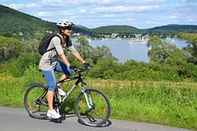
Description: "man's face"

(62, 26), (72, 36)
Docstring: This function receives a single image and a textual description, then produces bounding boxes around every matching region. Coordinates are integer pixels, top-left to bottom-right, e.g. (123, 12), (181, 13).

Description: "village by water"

(90, 37), (188, 63)
(72, 33), (188, 63)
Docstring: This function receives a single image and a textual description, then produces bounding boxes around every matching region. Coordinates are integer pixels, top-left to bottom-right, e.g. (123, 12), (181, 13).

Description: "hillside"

(91, 24), (197, 34)
(0, 5), (90, 38)
(0, 5), (57, 38)
(73, 25), (92, 35)
(147, 24), (197, 33)
(92, 25), (142, 33)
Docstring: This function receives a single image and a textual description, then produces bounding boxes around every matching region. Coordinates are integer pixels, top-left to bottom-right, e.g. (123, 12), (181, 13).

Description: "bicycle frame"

(57, 70), (94, 114)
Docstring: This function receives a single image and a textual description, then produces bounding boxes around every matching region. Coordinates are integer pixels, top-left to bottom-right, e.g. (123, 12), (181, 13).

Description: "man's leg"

(42, 70), (57, 110)
(42, 70), (61, 119)
(47, 91), (54, 111)
(59, 74), (68, 81)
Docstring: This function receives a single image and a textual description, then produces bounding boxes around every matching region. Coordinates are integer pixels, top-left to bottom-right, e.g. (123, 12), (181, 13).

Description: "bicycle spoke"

(24, 84), (48, 119)
(75, 89), (111, 127)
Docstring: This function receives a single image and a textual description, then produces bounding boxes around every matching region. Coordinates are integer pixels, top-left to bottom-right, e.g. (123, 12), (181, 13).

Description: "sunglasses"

(63, 26), (72, 30)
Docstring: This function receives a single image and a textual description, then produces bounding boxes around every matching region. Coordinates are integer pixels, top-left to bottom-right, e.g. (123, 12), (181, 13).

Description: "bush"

(0, 35), (22, 62)
(1, 52), (39, 77)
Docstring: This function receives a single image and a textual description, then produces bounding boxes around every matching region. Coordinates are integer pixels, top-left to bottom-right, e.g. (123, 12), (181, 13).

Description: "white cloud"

(36, 11), (52, 17)
(7, 3), (38, 10)
(169, 15), (178, 19)
(95, 5), (159, 13)
(102, 14), (116, 18)
(39, 0), (79, 5)
(188, 19), (195, 22)
(142, 0), (166, 2)
(79, 9), (87, 13)
(38, 0), (113, 6)
(90, 0), (112, 5)
(36, 10), (74, 17)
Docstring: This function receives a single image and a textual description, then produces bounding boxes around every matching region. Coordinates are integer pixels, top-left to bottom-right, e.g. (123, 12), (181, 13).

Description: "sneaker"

(58, 88), (66, 96)
(47, 109), (61, 119)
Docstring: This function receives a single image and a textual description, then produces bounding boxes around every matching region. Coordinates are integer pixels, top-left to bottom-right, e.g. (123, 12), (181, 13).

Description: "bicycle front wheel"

(24, 83), (48, 119)
(75, 88), (111, 127)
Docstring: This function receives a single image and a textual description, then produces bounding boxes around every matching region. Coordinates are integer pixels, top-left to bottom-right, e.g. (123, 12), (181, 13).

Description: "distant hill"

(0, 5), (90, 38)
(0, 5), (56, 38)
(91, 24), (197, 34)
(147, 24), (197, 33)
(92, 25), (142, 33)
(73, 25), (92, 35)
(1, 4), (197, 39)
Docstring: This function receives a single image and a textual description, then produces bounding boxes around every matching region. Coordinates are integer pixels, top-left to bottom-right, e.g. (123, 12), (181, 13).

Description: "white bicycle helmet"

(56, 20), (74, 28)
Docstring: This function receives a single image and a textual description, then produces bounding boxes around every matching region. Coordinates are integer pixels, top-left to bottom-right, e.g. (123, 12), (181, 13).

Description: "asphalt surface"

(0, 107), (191, 131)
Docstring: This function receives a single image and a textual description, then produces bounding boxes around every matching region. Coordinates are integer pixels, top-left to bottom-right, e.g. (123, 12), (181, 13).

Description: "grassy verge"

(0, 71), (196, 129)
(88, 80), (197, 129)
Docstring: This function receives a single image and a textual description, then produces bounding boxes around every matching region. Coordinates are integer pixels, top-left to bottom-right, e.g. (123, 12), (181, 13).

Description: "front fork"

(81, 88), (94, 110)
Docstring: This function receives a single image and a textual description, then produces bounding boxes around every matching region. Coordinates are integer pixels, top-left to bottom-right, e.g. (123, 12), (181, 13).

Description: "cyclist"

(39, 20), (87, 120)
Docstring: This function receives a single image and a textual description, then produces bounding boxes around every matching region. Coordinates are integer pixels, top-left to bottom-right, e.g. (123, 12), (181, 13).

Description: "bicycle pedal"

(50, 118), (62, 123)
(60, 115), (66, 120)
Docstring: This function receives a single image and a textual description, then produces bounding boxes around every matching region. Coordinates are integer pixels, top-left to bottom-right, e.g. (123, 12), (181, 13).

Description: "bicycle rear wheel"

(75, 88), (111, 127)
(24, 83), (48, 119)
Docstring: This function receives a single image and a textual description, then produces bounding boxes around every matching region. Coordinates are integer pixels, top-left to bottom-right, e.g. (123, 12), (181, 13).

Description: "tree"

(148, 36), (187, 65)
(74, 36), (115, 64)
(0, 35), (22, 62)
(178, 33), (197, 64)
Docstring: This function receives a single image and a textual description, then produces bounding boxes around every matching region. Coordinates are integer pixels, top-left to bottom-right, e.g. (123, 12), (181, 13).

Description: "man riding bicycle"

(38, 20), (87, 120)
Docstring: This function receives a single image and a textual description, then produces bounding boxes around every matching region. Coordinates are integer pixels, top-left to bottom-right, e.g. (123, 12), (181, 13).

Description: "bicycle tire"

(75, 88), (111, 127)
(24, 83), (48, 120)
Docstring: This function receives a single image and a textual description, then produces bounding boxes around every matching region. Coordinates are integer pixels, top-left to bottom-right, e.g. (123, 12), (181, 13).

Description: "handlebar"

(72, 65), (92, 74)
(57, 64), (92, 84)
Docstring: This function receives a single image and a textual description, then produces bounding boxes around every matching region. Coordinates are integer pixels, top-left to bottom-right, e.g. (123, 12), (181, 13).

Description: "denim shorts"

(42, 61), (70, 91)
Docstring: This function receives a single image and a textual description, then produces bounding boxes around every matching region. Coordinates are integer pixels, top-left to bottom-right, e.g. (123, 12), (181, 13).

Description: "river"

(90, 38), (188, 63)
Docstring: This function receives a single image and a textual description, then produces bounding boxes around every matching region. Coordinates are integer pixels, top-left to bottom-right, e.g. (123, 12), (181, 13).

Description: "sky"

(1, 0), (197, 28)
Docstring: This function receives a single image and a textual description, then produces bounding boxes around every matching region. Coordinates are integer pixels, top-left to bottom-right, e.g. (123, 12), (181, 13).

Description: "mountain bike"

(23, 66), (111, 127)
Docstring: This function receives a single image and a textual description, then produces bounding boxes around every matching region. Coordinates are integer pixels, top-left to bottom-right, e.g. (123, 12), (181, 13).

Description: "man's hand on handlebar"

(83, 63), (91, 70)
(66, 63), (92, 79)
(66, 65), (75, 75)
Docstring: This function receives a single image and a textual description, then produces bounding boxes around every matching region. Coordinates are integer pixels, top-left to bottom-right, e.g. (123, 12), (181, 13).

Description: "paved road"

(0, 107), (190, 131)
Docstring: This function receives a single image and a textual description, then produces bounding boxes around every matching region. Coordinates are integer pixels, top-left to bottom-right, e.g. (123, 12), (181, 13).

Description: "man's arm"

(68, 46), (86, 64)
(72, 51), (86, 64)
(59, 53), (70, 66)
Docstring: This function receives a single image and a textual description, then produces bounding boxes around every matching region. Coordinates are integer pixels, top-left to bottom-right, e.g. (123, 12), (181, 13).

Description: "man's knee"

(47, 80), (57, 91)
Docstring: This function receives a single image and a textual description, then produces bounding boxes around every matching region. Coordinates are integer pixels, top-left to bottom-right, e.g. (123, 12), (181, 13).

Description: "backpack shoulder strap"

(55, 33), (65, 47)
(46, 33), (64, 52)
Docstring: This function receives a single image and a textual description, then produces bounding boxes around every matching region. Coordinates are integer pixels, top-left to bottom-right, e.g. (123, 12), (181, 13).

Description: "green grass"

(0, 71), (197, 129)
(87, 80), (197, 129)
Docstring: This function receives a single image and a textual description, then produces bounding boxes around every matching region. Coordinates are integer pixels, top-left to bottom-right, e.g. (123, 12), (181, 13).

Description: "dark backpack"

(38, 32), (64, 55)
